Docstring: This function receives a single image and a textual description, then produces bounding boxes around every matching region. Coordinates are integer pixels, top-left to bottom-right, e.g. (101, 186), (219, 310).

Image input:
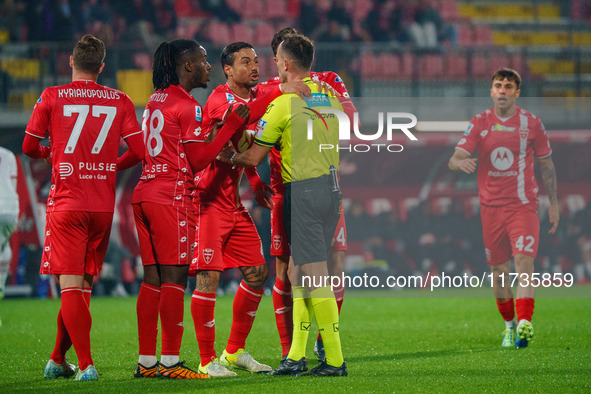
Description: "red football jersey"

(132, 84), (205, 208)
(25, 80), (140, 212)
(264, 71), (355, 192)
(456, 106), (552, 207)
(195, 83), (265, 210)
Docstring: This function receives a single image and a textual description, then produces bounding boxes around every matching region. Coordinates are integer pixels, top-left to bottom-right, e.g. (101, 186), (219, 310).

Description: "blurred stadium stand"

(1, 0), (591, 294)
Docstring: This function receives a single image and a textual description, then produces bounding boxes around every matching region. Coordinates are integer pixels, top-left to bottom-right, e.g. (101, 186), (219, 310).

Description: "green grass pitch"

(1, 287), (590, 392)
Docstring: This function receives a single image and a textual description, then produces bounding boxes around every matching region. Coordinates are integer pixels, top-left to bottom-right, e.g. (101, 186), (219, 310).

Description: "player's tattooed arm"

(538, 155), (560, 234)
(239, 264), (268, 290)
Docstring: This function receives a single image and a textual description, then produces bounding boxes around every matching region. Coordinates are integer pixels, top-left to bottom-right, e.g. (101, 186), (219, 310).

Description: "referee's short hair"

(279, 34), (314, 72)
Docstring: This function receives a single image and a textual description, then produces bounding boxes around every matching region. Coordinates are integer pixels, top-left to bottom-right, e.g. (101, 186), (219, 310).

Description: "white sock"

(161, 355), (179, 367)
(505, 319), (514, 329)
(138, 355), (157, 367)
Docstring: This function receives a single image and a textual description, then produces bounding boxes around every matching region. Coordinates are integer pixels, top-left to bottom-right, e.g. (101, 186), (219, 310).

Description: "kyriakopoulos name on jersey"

(319, 143), (404, 153)
(78, 162), (117, 171)
(58, 89), (120, 99)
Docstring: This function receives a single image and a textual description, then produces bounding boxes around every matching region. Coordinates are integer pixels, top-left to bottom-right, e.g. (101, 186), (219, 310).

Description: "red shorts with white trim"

(133, 202), (195, 266)
(480, 204), (539, 266)
(40, 210), (113, 276)
(270, 193), (347, 256)
(190, 204), (265, 273)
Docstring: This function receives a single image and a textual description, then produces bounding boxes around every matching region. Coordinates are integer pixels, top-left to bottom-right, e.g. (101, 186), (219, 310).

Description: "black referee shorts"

(283, 174), (342, 266)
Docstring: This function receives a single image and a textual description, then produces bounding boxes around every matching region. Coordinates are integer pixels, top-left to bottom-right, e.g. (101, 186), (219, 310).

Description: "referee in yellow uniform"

(228, 34), (347, 377)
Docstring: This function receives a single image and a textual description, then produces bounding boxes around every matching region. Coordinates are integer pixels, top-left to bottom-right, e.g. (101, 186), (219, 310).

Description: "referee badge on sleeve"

(255, 119), (267, 137)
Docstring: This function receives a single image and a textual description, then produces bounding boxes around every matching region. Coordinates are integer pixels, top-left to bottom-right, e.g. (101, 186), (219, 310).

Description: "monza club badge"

(203, 248), (214, 264)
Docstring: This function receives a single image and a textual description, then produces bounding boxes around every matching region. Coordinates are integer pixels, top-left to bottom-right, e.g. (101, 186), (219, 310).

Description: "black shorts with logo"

(283, 174), (342, 266)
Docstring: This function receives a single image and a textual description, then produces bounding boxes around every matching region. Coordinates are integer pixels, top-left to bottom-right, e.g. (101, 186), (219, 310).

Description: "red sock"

(317, 285), (345, 341)
(191, 290), (217, 365)
(226, 281), (264, 354)
(50, 287), (91, 363)
(137, 282), (161, 356)
(272, 277), (293, 357)
(516, 297), (534, 322)
(60, 287), (93, 370)
(159, 283), (185, 356)
(496, 298), (515, 322)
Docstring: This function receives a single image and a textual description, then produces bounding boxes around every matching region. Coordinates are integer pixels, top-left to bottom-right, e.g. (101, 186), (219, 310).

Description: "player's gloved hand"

(253, 182), (276, 210)
(280, 81), (312, 99)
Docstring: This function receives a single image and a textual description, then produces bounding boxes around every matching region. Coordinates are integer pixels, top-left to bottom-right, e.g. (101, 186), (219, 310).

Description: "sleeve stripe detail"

(455, 147), (472, 155)
(536, 151), (552, 159)
(254, 138), (275, 147)
(25, 130), (45, 139)
(122, 130), (142, 139)
(183, 138), (206, 143)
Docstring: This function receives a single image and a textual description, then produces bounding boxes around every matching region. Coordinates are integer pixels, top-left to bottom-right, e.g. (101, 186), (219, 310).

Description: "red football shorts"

(480, 203), (539, 266)
(190, 204), (265, 273)
(40, 210), (113, 276)
(133, 202), (195, 266)
(270, 193), (347, 256)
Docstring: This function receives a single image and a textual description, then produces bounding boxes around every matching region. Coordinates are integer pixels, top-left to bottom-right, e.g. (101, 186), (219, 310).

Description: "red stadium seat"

(471, 54), (488, 78)
(225, 0), (243, 14)
(439, 0), (460, 21)
(420, 54), (444, 80)
(231, 23), (254, 44)
(473, 25), (493, 46)
(265, 0), (288, 18)
(378, 53), (399, 79)
(458, 24), (473, 46)
(350, 0), (374, 22)
(209, 21), (232, 45)
(254, 21), (275, 46)
(243, 0), (265, 19)
(401, 53), (415, 79)
(360, 52), (378, 79)
(445, 52), (468, 79)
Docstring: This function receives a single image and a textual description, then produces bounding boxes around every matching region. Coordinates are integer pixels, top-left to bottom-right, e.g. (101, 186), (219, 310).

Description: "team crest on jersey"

(226, 93), (236, 103)
(519, 128), (529, 141)
(480, 129), (488, 137)
(203, 248), (214, 264)
(273, 235), (282, 250)
(195, 106), (202, 122)
(255, 119), (267, 137)
(464, 123), (474, 136)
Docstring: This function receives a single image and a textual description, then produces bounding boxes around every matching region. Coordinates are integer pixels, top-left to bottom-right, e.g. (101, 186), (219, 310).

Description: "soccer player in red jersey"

(263, 27), (354, 362)
(22, 35), (145, 381)
(132, 39), (249, 380)
(449, 68), (559, 349)
(189, 41), (312, 377)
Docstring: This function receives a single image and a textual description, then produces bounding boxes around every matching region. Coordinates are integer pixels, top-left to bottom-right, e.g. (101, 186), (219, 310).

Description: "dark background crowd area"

(0, 0), (461, 49)
(342, 199), (591, 286)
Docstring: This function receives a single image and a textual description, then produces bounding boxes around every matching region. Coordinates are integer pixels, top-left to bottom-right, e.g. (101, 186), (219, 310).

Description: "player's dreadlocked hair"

(152, 39), (200, 91)
(272, 27), (300, 56)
